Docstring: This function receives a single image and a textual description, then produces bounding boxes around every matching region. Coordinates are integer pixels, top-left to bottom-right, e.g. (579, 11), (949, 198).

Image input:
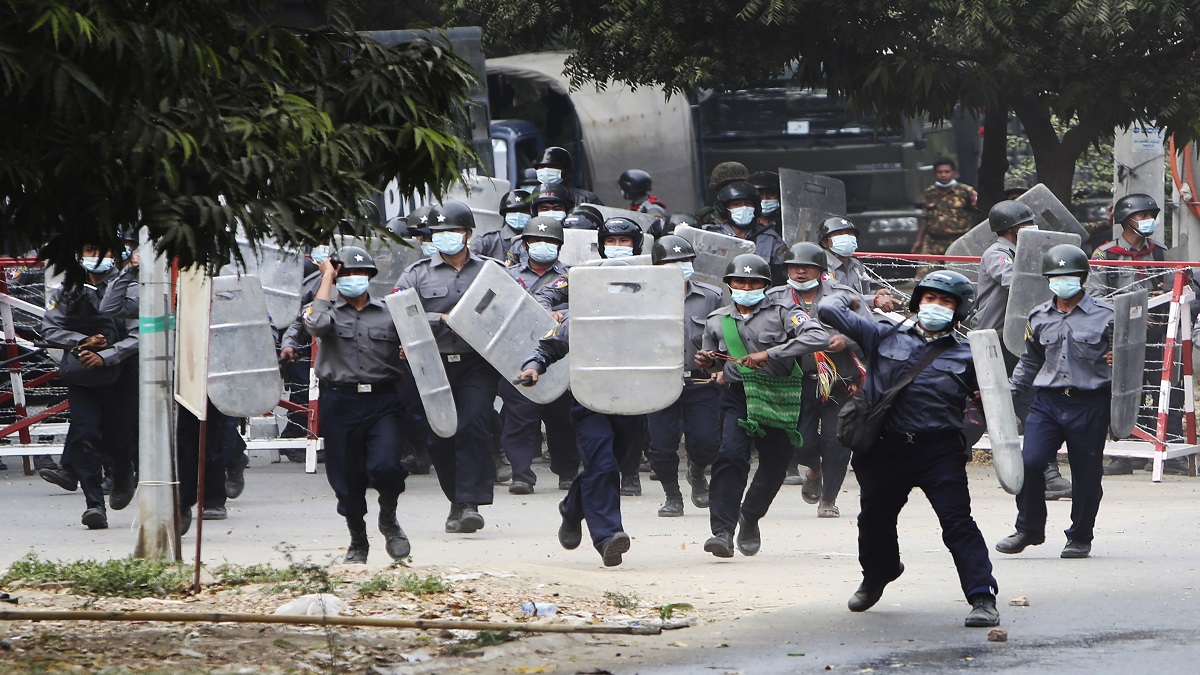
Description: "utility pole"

(1112, 123), (1166, 245)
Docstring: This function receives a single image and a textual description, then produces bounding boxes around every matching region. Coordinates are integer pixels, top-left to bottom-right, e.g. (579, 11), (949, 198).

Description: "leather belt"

(321, 380), (395, 394)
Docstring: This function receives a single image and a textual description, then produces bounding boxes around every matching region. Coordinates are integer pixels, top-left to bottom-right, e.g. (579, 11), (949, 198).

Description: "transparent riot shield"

(1002, 228), (1082, 355)
(577, 254), (653, 267)
(559, 229), (601, 267)
(443, 173), (511, 236)
(583, 204), (659, 233)
(568, 266), (685, 414)
(333, 235), (425, 298)
(220, 238), (305, 330)
(779, 168), (847, 244)
(385, 290), (458, 438)
(968, 329), (1024, 495)
(1110, 289), (1149, 438)
(672, 224), (756, 288)
(947, 183), (1089, 257)
(206, 275), (285, 417)
(445, 262), (570, 404)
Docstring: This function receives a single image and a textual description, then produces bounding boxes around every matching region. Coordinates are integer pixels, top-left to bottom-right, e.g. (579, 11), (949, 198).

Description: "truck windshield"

(698, 87), (903, 143)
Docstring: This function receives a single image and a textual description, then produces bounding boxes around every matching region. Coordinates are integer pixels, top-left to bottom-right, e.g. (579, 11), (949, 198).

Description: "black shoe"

(456, 503), (484, 533)
(703, 532), (735, 559)
(1044, 462), (1072, 500)
(32, 455), (58, 471)
(444, 503), (463, 533)
(736, 515), (761, 556)
(282, 449), (305, 464)
(599, 532), (631, 567)
(494, 452), (512, 484)
(620, 473), (642, 497)
(657, 495), (684, 517)
(225, 452), (248, 500)
(39, 467), (78, 492)
(401, 456), (432, 475)
(378, 498), (410, 560)
(1103, 457), (1133, 476)
(345, 522), (369, 564)
(81, 506), (108, 530)
(965, 593), (1000, 627)
(558, 499), (582, 550)
(557, 474), (575, 491)
(202, 506), (228, 521)
(848, 564), (904, 612)
(509, 481), (533, 495)
(995, 531), (1044, 554)
(686, 462), (710, 508)
(180, 508), (192, 536)
(109, 473), (136, 511)
(101, 474), (112, 496)
(1061, 539), (1091, 559)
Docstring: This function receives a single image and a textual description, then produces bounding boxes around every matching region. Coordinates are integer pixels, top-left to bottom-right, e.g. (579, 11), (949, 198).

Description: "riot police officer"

(647, 235), (723, 516)
(818, 270), (1000, 628)
(704, 181), (789, 284)
(530, 185), (576, 225)
(619, 169), (667, 219)
(748, 171), (781, 233)
(697, 162), (750, 226)
(817, 217), (901, 312)
(563, 205), (604, 231)
(471, 190), (532, 263)
(663, 212), (698, 235)
(534, 146), (602, 206)
(303, 245), (411, 563)
(996, 244), (1114, 560)
(695, 254), (830, 558)
(395, 201), (505, 533)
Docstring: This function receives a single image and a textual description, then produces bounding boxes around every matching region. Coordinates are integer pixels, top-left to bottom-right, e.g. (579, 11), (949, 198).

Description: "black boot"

(686, 461), (710, 508)
(377, 494), (411, 560)
(658, 482), (684, 517)
(225, 451), (248, 500)
(344, 521), (369, 564)
(1044, 461), (1072, 500)
(493, 448), (512, 484)
(620, 473), (642, 497)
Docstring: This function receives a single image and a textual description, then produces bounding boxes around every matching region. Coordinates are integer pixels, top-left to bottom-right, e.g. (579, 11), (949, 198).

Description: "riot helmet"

(330, 246), (378, 278)
(534, 146), (573, 171)
(651, 235), (696, 264)
(1042, 244), (1090, 279)
(784, 242), (828, 271)
(520, 217), (566, 245)
(908, 270), (975, 323)
(499, 190), (533, 214)
(406, 205), (435, 238)
(723, 253), (772, 284)
(384, 216), (408, 238)
(715, 181), (762, 225)
(619, 169), (653, 200)
(563, 205), (604, 230)
(428, 201), (475, 231)
(597, 216), (644, 257)
(988, 200), (1036, 233)
(664, 212), (698, 234)
(1112, 193), (1160, 226)
(818, 216), (860, 241)
(530, 185), (575, 215)
(748, 171), (780, 196)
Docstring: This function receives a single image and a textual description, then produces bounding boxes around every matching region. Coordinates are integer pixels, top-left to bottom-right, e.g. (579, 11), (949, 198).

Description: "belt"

(440, 353), (478, 363)
(685, 369), (715, 385)
(320, 380), (396, 394)
(1043, 386), (1110, 398)
(879, 429), (962, 445)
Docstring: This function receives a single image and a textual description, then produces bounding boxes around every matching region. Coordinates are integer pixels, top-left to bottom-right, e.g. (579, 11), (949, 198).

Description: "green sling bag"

(721, 314), (805, 446)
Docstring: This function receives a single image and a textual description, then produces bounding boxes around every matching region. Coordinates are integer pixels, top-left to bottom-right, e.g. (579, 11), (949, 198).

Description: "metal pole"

(134, 229), (179, 560)
(192, 418), (207, 594)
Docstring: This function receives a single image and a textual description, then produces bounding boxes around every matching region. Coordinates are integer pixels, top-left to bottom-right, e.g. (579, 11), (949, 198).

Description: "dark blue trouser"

(793, 377), (851, 502)
(710, 384), (794, 536)
(177, 400), (246, 510)
(428, 354), (499, 505)
(1016, 388), (1109, 543)
(62, 363), (137, 509)
(497, 381), (579, 485)
(397, 374), (431, 452)
(320, 384), (409, 526)
(853, 431), (997, 600)
(646, 382), (720, 487)
(562, 406), (643, 549)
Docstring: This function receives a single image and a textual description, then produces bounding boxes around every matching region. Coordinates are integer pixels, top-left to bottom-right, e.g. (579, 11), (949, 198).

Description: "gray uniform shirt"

(684, 280), (725, 370)
(42, 272), (140, 366)
(302, 295), (406, 384)
(700, 299), (830, 383)
(470, 227), (527, 266)
(1011, 293), (1114, 393)
(825, 251), (874, 297)
(766, 280), (870, 376)
(394, 253), (502, 354)
(96, 264), (139, 320)
(506, 258), (570, 297)
(973, 238), (1016, 332)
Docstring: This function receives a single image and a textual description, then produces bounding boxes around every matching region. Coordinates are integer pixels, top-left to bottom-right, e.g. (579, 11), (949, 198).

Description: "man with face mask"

(647, 235), (724, 517)
(913, 158), (979, 256)
(529, 185), (576, 226)
(497, 217), (580, 494)
(818, 270), (1001, 629)
(695, 254), (830, 558)
(395, 201), (505, 533)
(997, 244), (1115, 561)
(748, 171), (782, 234)
(704, 181), (789, 285)
(818, 217), (901, 312)
(534, 146), (602, 206)
(471, 190), (532, 264)
(303, 245), (412, 563)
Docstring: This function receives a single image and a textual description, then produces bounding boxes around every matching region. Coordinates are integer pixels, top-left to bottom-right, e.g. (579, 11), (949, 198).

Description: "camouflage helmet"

(651, 235), (696, 264)
(784, 242), (828, 271)
(988, 200), (1037, 233)
(709, 161), (749, 192)
(723, 253), (772, 284)
(1042, 244), (1089, 279)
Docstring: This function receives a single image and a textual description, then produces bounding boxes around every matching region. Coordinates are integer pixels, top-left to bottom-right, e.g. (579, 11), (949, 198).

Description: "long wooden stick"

(0, 609), (662, 635)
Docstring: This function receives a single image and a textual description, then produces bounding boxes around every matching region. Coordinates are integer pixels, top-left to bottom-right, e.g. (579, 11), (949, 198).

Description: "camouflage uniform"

(921, 183), (979, 256)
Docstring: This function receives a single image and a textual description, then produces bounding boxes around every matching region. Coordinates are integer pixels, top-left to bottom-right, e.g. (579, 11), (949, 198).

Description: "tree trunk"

(1012, 95), (1081, 207)
(976, 101), (1010, 213)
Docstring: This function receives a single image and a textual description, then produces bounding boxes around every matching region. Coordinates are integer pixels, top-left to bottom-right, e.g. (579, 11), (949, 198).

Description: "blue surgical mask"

(506, 212), (532, 231)
(419, 242), (439, 257)
(335, 275), (370, 298)
(730, 206), (756, 226)
(432, 231), (466, 255)
(787, 278), (820, 292)
(541, 210), (566, 222)
(1048, 276), (1083, 299)
(830, 234), (858, 257)
(917, 303), (955, 332)
(604, 245), (633, 258)
(731, 288), (766, 307)
(676, 261), (695, 281)
(761, 199), (780, 214)
(527, 242), (559, 263)
(536, 168), (563, 185)
(934, 179), (958, 188)
(1135, 217), (1157, 235)
(310, 244), (331, 264)
(120, 246), (132, 262)
(80, 256), (114, 274)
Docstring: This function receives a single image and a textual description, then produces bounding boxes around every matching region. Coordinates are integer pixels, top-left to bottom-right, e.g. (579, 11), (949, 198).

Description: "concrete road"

(3, 454), (1199, 673)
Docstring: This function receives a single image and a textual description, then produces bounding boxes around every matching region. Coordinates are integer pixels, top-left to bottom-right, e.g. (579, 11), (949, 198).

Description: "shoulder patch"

(549, 277), (569, 289)
(304, 306), (312, 315)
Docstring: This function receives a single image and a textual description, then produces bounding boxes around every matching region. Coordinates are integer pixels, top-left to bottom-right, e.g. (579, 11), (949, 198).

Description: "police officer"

(818, 270), (1000, 628)
(695, 254), (830, 558)
(817, 217), (901, 312)
(563, 205), (604, 231)
(498, 217), (580, 493)
(303, 245), (411, 563)
(619, 169), (668, 219)
(663, 212), (698, 236)
(647, 235), (723, 517)
(40, 242), (139, 529)
(697, 162), (750, 226)
(748, 171), (781, 233)
(767, 243), (868, 518)
(913, 158), (979, 256)
(534, 146), (602, 206)
(530, 185), (575, 225)
(176, 398), (247, 533)
(471, 190), (532, 263)
(996, 244), (1114, 560)
(395, 201), (504, 533)
(704, 181), (789, 284)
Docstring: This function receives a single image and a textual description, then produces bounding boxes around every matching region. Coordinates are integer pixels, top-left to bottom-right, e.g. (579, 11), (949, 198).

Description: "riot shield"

(559, 229), (601, 267)
(1110, 289), (1149, 438)
(1002, 228), (1082, 355)
(333, 235), (425, 298)
(207, 275), (285, 417)
(967, 329), (1024, 495)
(947, 183), (1089, 257)
(568, 266), (685, 414)
(779, 169), (847, 244)
(220, 239), (305, 330)
(583, 204), (658, 233)
(443, 173), (511, 236)
(672, 224), (756, 288)
(577, 254), (653, 267)
(385, 289), (458, 438)
(445, 262), (571, 404)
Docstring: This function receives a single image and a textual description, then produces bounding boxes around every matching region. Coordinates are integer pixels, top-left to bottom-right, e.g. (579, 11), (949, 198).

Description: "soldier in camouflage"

(913, 158), (979, 257)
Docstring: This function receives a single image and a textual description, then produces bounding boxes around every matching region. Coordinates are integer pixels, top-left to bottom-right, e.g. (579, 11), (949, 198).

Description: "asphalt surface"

(2, 452), (1199, 673)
